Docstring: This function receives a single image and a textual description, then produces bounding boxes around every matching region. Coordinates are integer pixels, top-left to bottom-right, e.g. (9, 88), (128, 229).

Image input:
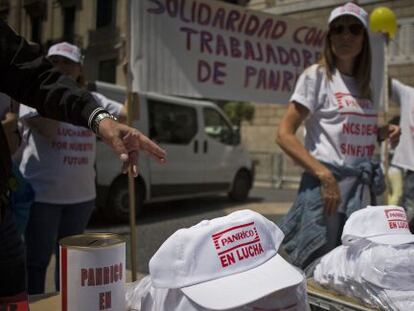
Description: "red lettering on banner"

(198, 59), (227, 85)
(180, 27), (198, 50)
(147, 0), (165, 15)
(200, 31), (213, 53)
(293, 26), (327, 47)
(148, 0), (290, 40)
(226, 10), (240, 32)
(216, 34), (228, 56)
(179, 27), (319, 68)
(245, 14), (260, 36)
(230, 36), (242, 58)
(212, 8), (225, 29)
(244, 66), (299, 92)
(198, 3), (212, 26)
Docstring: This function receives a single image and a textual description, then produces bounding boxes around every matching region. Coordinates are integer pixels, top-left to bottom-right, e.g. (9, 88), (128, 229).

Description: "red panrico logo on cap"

(56, 45), (76, 54)
(212, 222), (265, 268)
(384, 208), (409, 230)
(341, 3), (363, 16)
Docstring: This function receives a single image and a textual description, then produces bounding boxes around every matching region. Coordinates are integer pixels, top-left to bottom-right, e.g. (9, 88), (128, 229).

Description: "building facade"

(1, 0), (128, 85)
(1, 0), (413, 186)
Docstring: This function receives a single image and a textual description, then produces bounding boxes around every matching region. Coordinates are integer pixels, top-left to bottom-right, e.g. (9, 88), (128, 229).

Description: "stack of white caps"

(342, 205), (414, 245)
(149, 209), (304, 310)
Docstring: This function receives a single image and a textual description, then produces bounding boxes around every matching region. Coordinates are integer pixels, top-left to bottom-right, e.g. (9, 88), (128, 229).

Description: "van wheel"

(228, 170), (251, 201)
(103, 177), (145, 222)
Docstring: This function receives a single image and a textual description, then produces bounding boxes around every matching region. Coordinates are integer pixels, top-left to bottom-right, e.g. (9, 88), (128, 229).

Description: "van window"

(203, 108), (233, 145)
(148, 100), (197, 144)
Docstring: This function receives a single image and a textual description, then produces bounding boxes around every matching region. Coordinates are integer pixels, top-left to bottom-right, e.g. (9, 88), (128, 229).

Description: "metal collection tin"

(60, 233), (126, 311)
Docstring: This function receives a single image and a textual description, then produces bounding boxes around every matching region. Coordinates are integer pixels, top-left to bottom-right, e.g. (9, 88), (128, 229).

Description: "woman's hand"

(387, 124), (401, 148)
(378, 124), (401, 148)
(316, 169), (341, 216)
(276, 102), (342, 215)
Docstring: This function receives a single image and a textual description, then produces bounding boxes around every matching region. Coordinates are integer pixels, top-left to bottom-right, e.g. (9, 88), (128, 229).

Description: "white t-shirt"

(291, 65), (378, 212)
(313, 242), (414, 310)
(291, 64), (378, 167)
(391, 79), (414, 171)
(19, 92), (123, 204)
(126, 275), (310, 311)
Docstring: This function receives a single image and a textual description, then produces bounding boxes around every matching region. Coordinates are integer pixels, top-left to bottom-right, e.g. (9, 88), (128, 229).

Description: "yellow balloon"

(370, 7), (397, 38)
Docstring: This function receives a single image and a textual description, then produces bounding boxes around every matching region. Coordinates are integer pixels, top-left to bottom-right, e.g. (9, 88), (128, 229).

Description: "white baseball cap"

(149, 210), (304, 310)
(47, 42), (82, 63)
(328, 2), (368, 29)
(342, 205), (414, 245)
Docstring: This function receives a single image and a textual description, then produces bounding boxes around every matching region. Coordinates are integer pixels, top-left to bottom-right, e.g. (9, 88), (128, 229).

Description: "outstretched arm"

(1, 21), (166, 174)
(276, 101), (341, 215)
(98, 118), (166, 177)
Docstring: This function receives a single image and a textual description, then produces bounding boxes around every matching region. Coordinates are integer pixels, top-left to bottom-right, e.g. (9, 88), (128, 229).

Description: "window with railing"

(96, 0), (116, 28)
(389, 18), (414, 65)
(63, 5), (76, 43)
(98, 58), (117, 83)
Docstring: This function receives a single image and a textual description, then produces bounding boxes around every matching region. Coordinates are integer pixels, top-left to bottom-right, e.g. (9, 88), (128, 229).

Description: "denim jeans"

(400, 170), (414, 222)
(281, 161), (384, 269)
(0, 207), (26, 297)
(24, 200), (95, 294)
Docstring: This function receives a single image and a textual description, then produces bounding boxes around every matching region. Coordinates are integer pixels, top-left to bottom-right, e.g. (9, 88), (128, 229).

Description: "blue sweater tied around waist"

(280, 161), (385, 268)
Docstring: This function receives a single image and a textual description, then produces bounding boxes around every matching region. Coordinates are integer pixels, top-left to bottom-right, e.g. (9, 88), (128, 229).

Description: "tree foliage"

(223, 101), (255, 127)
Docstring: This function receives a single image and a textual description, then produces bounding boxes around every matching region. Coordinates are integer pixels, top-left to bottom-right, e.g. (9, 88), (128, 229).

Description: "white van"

(91, 81), (254, 221)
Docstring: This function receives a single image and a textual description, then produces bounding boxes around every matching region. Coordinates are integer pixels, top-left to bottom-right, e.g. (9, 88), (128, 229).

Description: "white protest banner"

(370, 32), (386, 112)
(130, 0), (326, 104)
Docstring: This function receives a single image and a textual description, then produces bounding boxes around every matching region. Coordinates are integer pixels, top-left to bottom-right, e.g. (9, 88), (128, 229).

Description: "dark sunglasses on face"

(330, 23), (364, 36)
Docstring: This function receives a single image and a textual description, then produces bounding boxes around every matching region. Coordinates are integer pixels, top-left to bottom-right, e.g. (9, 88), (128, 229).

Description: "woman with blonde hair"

(276, 2), (399, 269)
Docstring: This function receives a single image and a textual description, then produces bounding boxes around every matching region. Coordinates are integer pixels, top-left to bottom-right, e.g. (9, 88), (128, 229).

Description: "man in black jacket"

(0, 21), (165, 300)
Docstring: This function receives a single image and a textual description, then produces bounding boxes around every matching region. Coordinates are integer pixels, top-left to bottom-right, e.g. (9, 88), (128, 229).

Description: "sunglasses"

(330, 23), (364, 36)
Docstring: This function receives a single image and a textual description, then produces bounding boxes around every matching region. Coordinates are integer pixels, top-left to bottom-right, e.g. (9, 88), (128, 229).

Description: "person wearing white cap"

(313, 205), (414, 310)
(275, 2), (400, 269)
(126, 210), (309, 311)
(0, 21), (165, 303)
(19, 42), (129, 295)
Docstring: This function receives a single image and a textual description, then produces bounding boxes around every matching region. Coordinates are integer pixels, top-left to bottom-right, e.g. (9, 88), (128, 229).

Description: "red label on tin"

(0, 292), (29, 311)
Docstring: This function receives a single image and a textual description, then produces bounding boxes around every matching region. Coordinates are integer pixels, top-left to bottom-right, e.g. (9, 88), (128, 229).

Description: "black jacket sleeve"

(0, 20), (100, 128)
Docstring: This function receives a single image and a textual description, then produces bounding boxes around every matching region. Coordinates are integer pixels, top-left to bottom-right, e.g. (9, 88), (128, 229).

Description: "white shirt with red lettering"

(19, 92), (122, 204)
(291, 64), (378, 212)
(391, 79), (414, 171)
